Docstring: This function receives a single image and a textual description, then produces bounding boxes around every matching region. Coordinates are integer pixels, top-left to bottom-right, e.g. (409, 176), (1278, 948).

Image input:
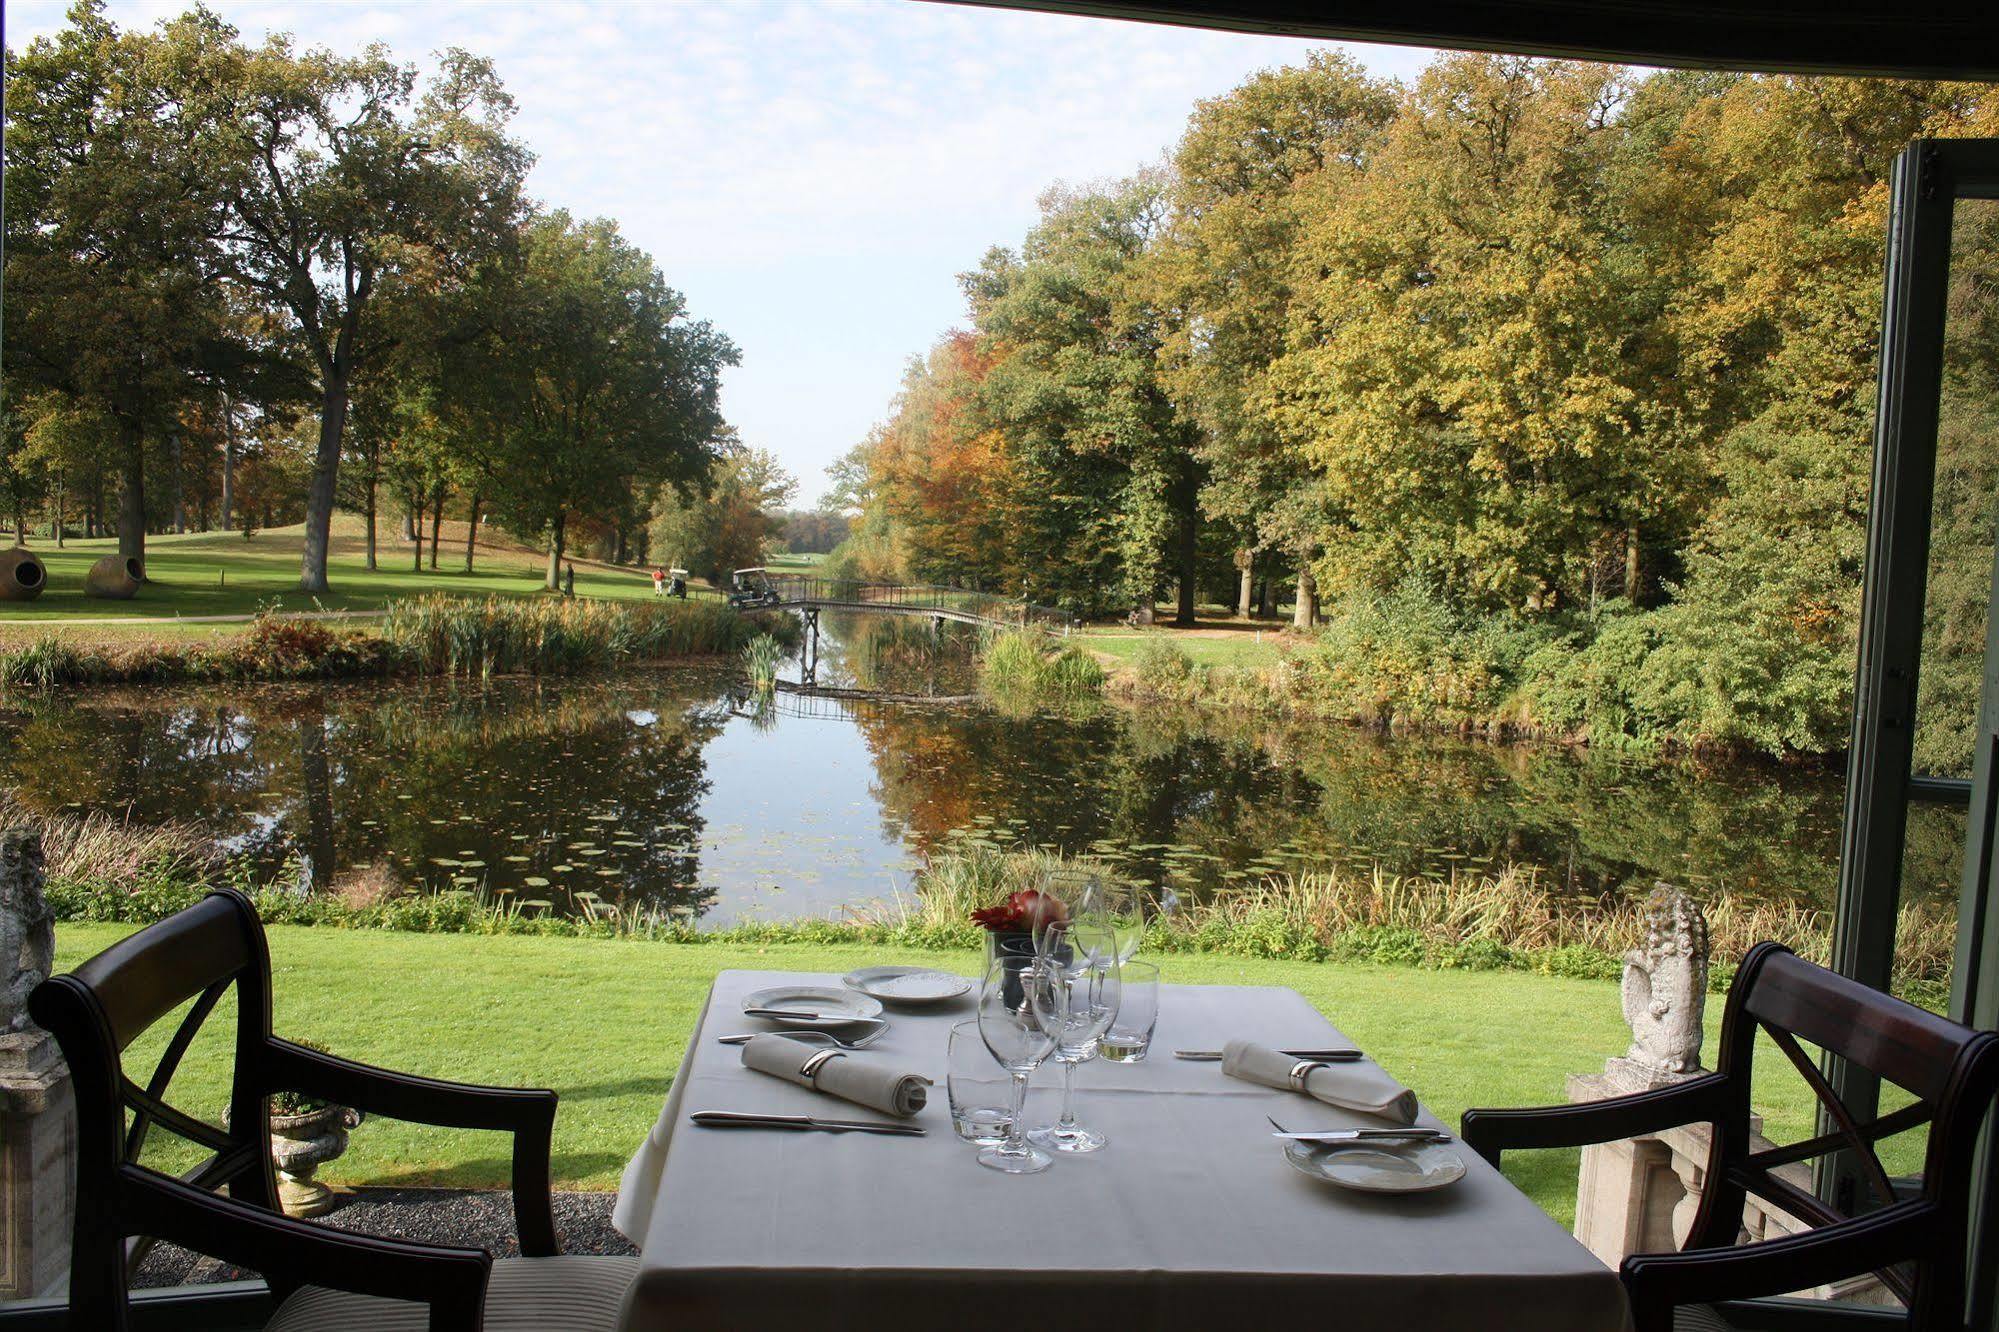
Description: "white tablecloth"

(613, 968), (1630, 1332)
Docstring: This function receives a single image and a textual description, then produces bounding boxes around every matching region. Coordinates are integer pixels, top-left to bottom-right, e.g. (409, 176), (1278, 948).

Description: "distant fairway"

(0, 514), (668, 644)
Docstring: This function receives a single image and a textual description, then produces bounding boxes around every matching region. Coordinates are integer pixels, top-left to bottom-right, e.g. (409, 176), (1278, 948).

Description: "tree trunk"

(401, 508), (415, 543)
(118, 416), (147, 572)
(1173, 474), (1199, 627)
(170, 432), (187, 534)
(1623, 524), (1640, 602)
(545, 511), (567, 590)
(410, 493), (424, 572)
(1293, 556), (1317, 630)
(363, 474), (378, 571)
(52, 477), (66, 549)
(220, 399), (237, 531)
(428, 487), (444, 571)
(299, 372), (349, 594)
(1236, 549), (1255, 618)
(464, 493), (482, 573)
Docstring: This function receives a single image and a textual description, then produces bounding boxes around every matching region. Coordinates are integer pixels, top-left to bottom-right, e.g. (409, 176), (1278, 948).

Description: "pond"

(0, 614), (1963, 926)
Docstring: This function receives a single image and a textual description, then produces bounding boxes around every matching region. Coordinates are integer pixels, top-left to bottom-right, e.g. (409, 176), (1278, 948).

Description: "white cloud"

(6, 0), (1437, 502)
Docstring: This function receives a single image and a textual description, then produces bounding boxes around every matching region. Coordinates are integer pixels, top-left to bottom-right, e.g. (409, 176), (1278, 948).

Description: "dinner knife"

(744, 1008), (886, 1024)
(690, 1110), (925, 1137)
(1171, 1048), (1362, 1061)
(1271, 1128), (1453, 1143)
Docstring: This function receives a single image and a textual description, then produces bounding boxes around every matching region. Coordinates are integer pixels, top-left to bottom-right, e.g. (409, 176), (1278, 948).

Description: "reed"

(977, 628), (1104, 704)
(742, 633), (783, 695)
(0, 793), (215, 887)
(873, 848), (1956, 1008)
(374, 595), (776, 676)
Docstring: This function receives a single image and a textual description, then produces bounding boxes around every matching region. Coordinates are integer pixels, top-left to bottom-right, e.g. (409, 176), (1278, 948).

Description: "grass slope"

(54, 925), (1889, 1226)
(1075, 628), (1288, 670)
(0, 516), (667, 642)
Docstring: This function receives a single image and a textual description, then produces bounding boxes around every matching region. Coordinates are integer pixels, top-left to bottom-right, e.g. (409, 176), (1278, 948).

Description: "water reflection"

(0, 613), (1941, 926)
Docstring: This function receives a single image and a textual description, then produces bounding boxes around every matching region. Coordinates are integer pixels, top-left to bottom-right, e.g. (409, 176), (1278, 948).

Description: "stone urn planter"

(268, 1101), (363, 1218)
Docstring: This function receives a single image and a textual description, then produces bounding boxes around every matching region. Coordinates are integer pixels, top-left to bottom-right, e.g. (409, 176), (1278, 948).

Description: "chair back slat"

(1669, 943), (1999, 1327)
(69, 893), (252, 1053)
(1742, 949), (1976, 1102)
(26, 889), (281, 1332)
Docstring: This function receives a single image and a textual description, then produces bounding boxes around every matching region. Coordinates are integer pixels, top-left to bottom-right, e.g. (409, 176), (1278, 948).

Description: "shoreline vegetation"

(17, 798), (1952, 1012)
(0, 596), (793, 689)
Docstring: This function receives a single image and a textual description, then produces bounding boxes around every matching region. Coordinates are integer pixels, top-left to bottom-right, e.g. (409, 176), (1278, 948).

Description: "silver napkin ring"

(1288, 1059), (1324, 1092)
(800, 1049), (846, 1082)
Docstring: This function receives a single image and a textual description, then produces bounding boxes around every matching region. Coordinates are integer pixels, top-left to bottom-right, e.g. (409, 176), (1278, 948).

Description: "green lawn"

(0, 520), (686, 643)
(53, 924), (1889, 1225)
(1075, 628), (1290, 670)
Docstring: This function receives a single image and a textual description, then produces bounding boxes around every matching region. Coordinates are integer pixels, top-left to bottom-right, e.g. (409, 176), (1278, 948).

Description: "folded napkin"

(741, 1035), (930, 1119)
(1221, 1039), (1418, 1125)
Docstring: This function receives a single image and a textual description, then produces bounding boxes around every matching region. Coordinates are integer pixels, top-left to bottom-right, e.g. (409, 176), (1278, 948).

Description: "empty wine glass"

(975, 954), (1060, 1175)
(1094, 877), (1180, 963)
(1027, 953), (1120, 1153)
(1036, 867), (1118, 972)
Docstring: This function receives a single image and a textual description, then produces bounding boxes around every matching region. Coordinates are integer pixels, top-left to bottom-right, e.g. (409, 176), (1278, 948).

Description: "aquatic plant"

(0, 636), (87, 690)
(379, 595), (766, 677)
(977, 628), (1103, 705)
(0, 792), (215, 887)
(742, 633), (782, 695)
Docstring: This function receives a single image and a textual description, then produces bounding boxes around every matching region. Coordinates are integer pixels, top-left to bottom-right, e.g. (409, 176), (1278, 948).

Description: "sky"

(7, 1), (1437, 505)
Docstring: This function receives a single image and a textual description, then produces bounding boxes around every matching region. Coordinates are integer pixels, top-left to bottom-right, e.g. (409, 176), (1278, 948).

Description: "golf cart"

(728, 567), (781, 609)
(667, 567), (689, 598)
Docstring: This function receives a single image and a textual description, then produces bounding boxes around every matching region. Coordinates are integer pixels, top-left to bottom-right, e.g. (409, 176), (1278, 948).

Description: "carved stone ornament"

(1, 830), (54, 1036)
(1619, 883), (1710, 1081)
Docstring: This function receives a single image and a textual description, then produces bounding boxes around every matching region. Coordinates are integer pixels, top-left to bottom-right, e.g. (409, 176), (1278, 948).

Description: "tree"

(1148, 51), (1396, 620)
(211, 33), (529, 592)
(968, 177), (1202, 619)
(3, 3), (240, 570)
(649, 440), (797, 583)
(479, 211), (737, 588)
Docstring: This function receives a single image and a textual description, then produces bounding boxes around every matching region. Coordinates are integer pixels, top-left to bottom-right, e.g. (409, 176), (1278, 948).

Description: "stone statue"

(1619, 884), (1710, 1080)
(1, 829), (54, 1035)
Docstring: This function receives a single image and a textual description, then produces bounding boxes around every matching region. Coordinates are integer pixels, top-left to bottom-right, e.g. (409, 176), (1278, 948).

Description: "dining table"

(611, 968), (1633, 1331)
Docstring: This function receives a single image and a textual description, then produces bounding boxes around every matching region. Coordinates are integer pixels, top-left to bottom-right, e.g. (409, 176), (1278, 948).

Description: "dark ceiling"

(943, 1), (1999, 80)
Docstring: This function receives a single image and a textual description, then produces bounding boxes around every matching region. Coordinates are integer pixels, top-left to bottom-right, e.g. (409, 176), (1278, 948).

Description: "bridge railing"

(763, 576), (1074, 630)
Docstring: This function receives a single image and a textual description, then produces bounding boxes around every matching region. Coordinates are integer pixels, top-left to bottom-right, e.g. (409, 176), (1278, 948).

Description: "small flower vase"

(985, 930), (1035, 1004)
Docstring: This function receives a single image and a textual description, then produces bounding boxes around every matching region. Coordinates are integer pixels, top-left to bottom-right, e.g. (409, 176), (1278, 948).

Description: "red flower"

(972, 889), (1071, 933)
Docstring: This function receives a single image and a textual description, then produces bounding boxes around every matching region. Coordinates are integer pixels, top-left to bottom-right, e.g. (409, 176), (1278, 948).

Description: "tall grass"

(379, 595), (769, 677)
(873, 847), (1956, 1009)
(0, 793), (215, 887)
(743, 633), (783, 695)
(0, 598), (794, 691)
(978, 628), (1104, 705)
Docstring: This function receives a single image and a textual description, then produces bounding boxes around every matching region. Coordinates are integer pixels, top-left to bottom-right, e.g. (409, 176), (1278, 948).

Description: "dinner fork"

(716, 1028), (885, 1050)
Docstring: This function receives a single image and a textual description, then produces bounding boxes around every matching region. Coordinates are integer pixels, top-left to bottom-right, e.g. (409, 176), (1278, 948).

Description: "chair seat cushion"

(1673, 1306), (1736, 1332)
(266, 1255), (638, 1331)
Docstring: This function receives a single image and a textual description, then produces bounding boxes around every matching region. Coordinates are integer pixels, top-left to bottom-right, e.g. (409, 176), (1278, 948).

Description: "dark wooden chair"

(28, 888), (637, 1331)
(1461, 942), (1999, 1332)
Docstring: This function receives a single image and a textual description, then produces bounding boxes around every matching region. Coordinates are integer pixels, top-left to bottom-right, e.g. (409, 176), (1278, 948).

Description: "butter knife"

(1172, 1048), (1362, 1061)
(690, 1110), (924, 1137)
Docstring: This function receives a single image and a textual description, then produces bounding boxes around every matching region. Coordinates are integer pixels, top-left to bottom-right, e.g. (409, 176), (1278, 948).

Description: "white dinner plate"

(842, 966), (973, 1006)
(741, 985), (884, 1030)
(1281, 1138), (1467, 1194)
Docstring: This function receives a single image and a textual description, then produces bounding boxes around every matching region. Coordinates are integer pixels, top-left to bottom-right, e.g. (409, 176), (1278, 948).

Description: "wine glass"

(1027, 952), (1120, 1153)
(1034, 867), (1117, 971)
(1095, 876), (1180, 963)
(975, 954), (1060, 1175)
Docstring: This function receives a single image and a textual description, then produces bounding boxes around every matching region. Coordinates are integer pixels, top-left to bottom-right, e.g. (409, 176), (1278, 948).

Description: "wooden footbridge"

(733, 574), (1075, 633)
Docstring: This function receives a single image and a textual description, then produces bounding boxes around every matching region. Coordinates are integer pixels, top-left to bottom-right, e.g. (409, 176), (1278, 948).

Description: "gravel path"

(134, 1189), (635, 1288)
